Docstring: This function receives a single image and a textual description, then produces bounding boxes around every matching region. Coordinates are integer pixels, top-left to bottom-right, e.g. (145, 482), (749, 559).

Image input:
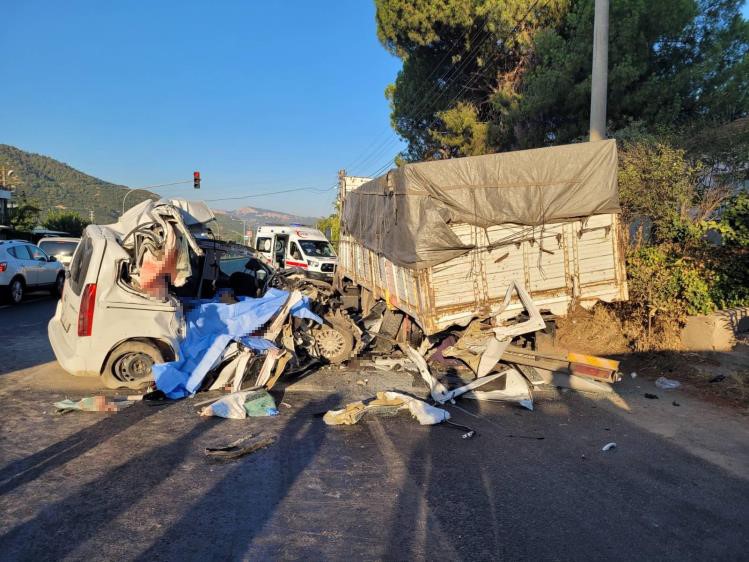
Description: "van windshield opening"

(299, 240), (335, 258)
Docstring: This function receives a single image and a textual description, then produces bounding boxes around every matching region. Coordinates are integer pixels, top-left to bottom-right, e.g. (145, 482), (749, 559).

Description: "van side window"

(290, 242), (302, 260)
(69, 236), (94, 296)
(256, 237), (271, 253)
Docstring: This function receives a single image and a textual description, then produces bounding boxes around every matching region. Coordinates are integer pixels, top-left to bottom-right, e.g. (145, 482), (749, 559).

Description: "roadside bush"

(614, 134), (748, 350)
(621, 244), (716, 350)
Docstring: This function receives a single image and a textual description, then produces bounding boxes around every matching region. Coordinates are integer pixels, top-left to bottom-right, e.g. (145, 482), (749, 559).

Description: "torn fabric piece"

(54, 396), (134, 413)
(323, 391), (449, 426)
(153, 288), (322, 399)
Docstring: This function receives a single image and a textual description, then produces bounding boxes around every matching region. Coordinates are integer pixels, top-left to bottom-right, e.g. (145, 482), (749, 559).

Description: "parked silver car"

(0, 239), (66, 304)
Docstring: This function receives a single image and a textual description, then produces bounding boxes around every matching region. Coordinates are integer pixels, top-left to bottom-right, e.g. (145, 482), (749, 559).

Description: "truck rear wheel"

(102, 341), (164, 390)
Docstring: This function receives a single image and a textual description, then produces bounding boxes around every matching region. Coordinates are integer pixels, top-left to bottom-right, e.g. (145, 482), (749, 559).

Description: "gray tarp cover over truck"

(341, 140), (619, 269)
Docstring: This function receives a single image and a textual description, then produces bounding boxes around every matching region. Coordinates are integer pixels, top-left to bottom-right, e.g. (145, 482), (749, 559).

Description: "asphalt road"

(0, 297), (747, 561)
(0, 294), (57, 375)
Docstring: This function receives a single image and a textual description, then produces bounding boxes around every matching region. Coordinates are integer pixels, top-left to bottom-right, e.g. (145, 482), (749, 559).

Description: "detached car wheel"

(102, 341), (164, 390)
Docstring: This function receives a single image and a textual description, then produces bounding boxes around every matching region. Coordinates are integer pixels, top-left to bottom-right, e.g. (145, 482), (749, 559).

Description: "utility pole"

(589, 0), (609, 141)
(89, 209), (95, 223)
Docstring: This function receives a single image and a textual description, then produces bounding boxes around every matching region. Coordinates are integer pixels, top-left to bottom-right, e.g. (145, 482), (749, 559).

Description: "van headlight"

(308, 260), (319, 267)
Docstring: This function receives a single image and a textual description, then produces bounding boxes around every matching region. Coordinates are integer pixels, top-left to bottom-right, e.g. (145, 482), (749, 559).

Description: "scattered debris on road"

(655, 376), (681, 390)
(644, 393), (659, 400)
(205, 433), (276, 461)
(199, 389), (279, 419)
(54, 395), (135, 413)
(323, 391), (450, 426)
(601, 442), (617, 452)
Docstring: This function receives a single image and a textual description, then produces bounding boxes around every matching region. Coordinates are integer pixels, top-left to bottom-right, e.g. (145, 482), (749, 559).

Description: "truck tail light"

(78, 283), (97, 337)
(0, 262), (6, 273)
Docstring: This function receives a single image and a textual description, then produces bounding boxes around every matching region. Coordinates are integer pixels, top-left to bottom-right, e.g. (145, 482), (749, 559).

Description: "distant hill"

(219, 205), (318, 229)
(0, 145), (321, 239)
(0, 144), (156, 224)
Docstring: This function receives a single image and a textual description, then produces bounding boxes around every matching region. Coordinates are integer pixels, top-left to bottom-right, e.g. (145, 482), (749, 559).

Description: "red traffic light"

(193, 171), (201, 189)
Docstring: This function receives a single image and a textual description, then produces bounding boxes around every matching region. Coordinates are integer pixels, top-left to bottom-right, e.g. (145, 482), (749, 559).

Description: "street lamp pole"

(122, 188), (160, 215)
(229, 217), (248, 244)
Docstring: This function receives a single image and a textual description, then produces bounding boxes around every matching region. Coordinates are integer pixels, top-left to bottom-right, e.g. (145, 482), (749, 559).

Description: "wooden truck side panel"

(337, 212), (628, 336)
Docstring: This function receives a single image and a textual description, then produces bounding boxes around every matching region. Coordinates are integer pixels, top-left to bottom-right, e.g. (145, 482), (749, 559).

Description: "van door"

(255, 236), (273, 264)
(273, 235), (289, 269)
(287, 241), (307, 269)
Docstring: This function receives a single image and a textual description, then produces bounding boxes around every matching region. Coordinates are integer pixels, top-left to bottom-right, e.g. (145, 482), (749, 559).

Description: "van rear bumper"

(48, 314), (97, 377)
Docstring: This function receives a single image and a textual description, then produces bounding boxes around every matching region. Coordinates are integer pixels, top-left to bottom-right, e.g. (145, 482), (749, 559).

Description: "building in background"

(0, 190), (11, 239)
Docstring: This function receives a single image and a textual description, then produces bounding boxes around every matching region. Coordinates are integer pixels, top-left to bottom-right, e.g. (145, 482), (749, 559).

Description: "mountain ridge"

(0, 145), (319, 235)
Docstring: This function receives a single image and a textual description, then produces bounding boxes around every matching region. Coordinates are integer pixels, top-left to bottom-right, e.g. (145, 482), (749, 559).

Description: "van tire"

(51, 273), (65, 298)
(102, 341), (164, 390)
(313, 322), (354, 364)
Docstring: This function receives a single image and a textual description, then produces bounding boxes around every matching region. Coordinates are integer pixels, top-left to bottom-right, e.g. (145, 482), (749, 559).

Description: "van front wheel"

(102, 341), (164, 390)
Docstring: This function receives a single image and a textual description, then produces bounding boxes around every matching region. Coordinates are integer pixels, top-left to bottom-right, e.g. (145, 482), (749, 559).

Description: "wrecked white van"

(48, 198), (357, 389)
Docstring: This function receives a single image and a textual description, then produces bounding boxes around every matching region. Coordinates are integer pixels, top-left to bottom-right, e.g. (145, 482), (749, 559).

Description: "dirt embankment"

(554, 305), (749, 411)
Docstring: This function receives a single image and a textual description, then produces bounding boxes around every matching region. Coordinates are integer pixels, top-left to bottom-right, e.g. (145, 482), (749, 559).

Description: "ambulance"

(254, 224), (337, 278)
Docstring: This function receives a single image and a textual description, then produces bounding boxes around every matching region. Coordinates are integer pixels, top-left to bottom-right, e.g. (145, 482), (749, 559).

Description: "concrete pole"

(589, 0), (609, 141)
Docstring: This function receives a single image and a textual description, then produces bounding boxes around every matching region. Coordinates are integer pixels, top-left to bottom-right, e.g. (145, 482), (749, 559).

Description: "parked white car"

(0, 240), (66, 304)
(38, 237), (81, 268)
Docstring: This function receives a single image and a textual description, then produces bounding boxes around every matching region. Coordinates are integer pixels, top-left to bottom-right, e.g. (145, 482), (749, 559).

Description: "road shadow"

(378, 395), (749, 561)
(131, 395), (336, 560)
(0, 402), (170, 496)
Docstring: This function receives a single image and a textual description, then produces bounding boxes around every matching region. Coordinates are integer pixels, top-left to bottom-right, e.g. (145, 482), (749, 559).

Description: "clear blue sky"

(0, 1), (404, 216)
(2, 2), (748, 217)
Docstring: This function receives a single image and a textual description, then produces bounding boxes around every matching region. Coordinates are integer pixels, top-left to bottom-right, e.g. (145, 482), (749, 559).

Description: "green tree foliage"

(376, 0), (748, 159)
(9, 201), (41, 231)
(43, 210), (90, 237)
(616, 132), (749, 348)
(617, 137), (704, 243)
(317, 203), (341, 249)
(521, 0), (748, 147)
(376, 0), (568, 161)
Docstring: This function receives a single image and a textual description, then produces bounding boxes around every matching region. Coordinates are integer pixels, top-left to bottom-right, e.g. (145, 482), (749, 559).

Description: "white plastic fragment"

(655, 376), (681, 390)
(630, 372), (638, 379)
(601, 442), (617, 452)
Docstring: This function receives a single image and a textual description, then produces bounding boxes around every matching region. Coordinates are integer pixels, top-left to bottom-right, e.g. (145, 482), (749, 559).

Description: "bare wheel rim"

(113, 352), (154, 383)
(317, 326), (346, 358)
(11, 280), (23, 303)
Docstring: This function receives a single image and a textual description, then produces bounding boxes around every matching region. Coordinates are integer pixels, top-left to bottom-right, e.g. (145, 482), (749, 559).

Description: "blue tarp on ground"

(153, 288), (322, 399)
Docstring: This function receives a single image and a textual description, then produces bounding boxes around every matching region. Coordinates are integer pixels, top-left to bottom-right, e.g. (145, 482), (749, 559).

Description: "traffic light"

(193, 171), (201, 189)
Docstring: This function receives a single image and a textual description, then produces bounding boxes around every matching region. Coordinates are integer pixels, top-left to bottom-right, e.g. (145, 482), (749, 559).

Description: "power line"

(362, 0), (547, 179)
(203, 183), (337, 203)
(358, 22), (497, 177)
(342, 23), (484, 175)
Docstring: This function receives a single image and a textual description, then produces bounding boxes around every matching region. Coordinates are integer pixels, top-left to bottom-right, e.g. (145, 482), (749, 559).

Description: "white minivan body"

(255, 225), (337, 278)
(48, 224), (184, 386)
(48, 198), (216, 388)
